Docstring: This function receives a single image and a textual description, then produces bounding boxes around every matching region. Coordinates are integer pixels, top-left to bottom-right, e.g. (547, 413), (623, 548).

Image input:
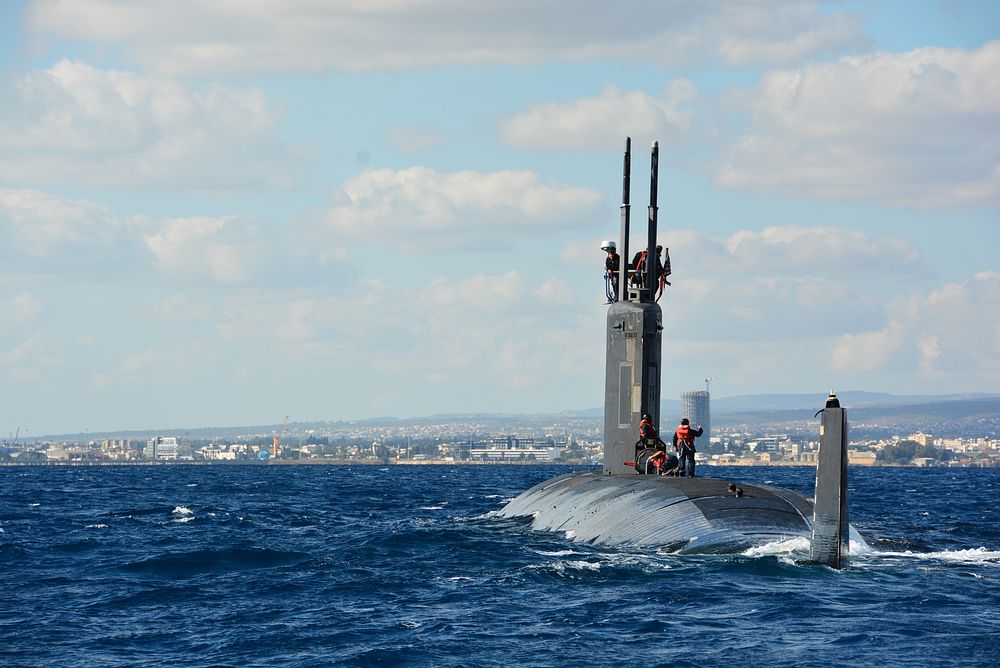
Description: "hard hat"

(600, 240), (616, 251)
(642, 414), (651, 421)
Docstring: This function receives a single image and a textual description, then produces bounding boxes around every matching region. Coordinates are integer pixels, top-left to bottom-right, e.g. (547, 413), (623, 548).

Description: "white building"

(145, 436), (193, 460)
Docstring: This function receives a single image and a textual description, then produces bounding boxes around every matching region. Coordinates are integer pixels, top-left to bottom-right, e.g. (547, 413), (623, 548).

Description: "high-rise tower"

(681, 390), (710, 442)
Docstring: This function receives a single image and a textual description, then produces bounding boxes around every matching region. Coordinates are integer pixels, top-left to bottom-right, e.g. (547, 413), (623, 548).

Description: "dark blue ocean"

(2, 464), (998, 667)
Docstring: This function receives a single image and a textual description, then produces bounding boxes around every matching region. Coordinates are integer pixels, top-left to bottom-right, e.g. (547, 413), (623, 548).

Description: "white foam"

(172, 506), (193, 516)
(871, 547), (1000, 564)
(563, 560), (602, 571)
(742, 536), (811, 558)
(533, 549), (584, 557)
(420, 506), (445, 511)
(85, 523), (108, 529)
(172, 515), (195, 523)
(529, 559), (602, 573)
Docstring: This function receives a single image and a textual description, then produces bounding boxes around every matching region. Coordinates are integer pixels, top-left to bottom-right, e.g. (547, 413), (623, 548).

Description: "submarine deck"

(499, 472), (818, 553)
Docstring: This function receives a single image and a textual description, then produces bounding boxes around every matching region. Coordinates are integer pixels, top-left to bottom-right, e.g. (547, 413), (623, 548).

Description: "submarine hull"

(500, 472), (860, 554)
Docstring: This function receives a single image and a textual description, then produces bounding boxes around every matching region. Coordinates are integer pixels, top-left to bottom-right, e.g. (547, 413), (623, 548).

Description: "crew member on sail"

(602, 240), (620, 303)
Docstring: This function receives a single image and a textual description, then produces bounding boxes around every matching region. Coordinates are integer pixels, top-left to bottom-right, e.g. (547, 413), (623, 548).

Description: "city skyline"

(1, 1), (998, 435)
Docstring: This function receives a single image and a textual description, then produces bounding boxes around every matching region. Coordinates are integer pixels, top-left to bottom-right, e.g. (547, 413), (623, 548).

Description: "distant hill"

(577, 391), (999, 418)
(702, 397), (1000, 438)
(713, 391), (999, 413)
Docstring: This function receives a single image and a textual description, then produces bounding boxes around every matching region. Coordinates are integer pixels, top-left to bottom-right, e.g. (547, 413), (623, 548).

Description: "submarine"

(499, 139), (862, 568)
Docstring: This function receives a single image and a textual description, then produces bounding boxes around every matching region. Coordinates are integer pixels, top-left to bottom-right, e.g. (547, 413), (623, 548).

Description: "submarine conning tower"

(603, 138), (663, 474)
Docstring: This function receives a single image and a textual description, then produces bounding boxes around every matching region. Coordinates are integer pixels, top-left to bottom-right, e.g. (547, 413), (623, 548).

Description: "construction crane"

(705, 377), (717, 394)
(272, 415), (289, 460)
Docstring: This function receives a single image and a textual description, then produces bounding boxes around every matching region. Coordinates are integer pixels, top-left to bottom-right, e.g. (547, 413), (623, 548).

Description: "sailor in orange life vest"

(637, 414), (675, 474)
(673, 418), (704, 478)
(638, 414), (658, 443)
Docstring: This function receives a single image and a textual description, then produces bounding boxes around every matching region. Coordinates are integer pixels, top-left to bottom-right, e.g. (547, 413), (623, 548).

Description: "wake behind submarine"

(499, 139), (862, 568)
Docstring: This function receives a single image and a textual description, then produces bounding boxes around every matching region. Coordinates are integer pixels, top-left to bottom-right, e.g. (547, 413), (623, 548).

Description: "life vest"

(634, 447), (678, 475)
(676, 424), (694, 449)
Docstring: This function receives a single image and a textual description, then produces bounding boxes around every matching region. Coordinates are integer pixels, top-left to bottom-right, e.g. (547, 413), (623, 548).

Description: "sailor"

(634, 416), (677, 475)
(630, 249), (647, 288)
(601, 240), (620, 303)
(655, 245), (672, 301)
(644, 448), (679, 475)
(673, 418), (704, 477)
(637, 414), (669, 455)
(639, 414), (658, 442)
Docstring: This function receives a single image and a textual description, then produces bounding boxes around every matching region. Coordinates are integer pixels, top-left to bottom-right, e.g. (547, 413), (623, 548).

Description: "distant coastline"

(0, 459), (981, 468)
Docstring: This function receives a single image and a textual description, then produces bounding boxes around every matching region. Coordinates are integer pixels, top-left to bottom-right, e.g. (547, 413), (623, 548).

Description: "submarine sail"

(499, 139), (861, 564)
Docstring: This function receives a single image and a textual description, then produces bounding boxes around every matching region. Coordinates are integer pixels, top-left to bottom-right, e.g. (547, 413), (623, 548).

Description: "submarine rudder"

(809, 392), (850, 568)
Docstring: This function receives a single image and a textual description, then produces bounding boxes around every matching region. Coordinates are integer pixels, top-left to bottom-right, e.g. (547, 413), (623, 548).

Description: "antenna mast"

(619, 137), (631, 303)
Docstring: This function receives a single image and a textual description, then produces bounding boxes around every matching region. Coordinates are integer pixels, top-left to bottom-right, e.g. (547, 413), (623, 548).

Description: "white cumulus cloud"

(715, 41), (1000, 208)
(0, 59), (295, 189)
(0, 188), (347, 287)
(144, 217), (252, 284)
(502, 81), (700, 150)
(829, 272), (1000, 384)
(325, 167), (606, 251)
(24, 1), (867, 74)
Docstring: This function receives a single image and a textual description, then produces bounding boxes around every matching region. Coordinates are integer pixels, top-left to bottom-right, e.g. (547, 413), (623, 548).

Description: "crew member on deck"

(635, 415), (676, 475)
(639, 414), (658, 442)
(637, 414), (668, 453)
(673, 418), (703, 478)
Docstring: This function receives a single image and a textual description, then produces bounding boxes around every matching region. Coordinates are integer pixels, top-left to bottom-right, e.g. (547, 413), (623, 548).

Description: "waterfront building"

(847, 451), (877, 466)
(468, 436), (561, 462)
(144, 436), (193, 461)
(749, 434), (790, 452)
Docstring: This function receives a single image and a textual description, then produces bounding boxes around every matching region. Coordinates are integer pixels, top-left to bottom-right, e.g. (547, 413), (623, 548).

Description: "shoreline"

(0, 459), (985, 468)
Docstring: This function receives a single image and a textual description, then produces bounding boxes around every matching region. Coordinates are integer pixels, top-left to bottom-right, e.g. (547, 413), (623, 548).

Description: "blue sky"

(1, 1), (997, 435)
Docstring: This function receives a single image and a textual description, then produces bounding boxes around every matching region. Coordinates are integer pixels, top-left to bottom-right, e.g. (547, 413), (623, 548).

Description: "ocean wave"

(121, 547), (310, 576)
(5, 464), (999, 667)
(532, 549), (585, 557)
(527, 559), (604, 574)
(871, 547), (1000, 564)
